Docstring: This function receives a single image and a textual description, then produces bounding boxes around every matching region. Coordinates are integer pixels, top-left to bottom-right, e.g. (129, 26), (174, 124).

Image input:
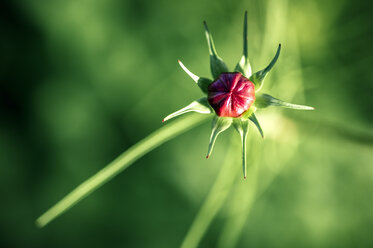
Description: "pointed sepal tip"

(206, 117), (232, 158)
(250, 44), (281, 92)
(255, 93), (314, 111)
(235, 10), (252, 78)
(203, 21), (229, 79)
(163, 97), (212, 122)
(249, 113), (264, 138)
(178, 60), (212, 93)
(178, 60), (199, 83)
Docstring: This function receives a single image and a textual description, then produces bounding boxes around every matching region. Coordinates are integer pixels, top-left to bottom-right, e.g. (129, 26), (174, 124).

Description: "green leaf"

(206, 116), (232, 158)
(233, 118), (249, 179)
(203, 21), (229, 79)
(163, 97), (212, 122)
(249, 44), (281, 92)
(255, 93), (314, 110)
(234, 11), (252, 78)
(249, 113), (264, 138)
(178, 60), (212, 93)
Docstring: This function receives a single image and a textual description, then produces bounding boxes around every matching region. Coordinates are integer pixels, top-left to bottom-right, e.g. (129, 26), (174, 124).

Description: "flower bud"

(207, 72), (255, 118)
(163, 12), (313, 179)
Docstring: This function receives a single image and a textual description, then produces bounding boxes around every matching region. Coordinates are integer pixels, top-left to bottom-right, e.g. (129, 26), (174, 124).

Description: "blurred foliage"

(0, 0), (372, 247)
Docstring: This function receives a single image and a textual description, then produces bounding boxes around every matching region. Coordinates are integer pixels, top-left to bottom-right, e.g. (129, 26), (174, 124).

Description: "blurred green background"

(1, 0), (372, 247)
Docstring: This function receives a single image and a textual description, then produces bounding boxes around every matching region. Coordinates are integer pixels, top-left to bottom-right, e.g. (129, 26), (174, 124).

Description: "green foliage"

(1, 0), (373, 248)
(233, 118), (250, 178)
(36, 114), (209, 227)
(235, 11), (252, 78)
(249, 113), (264, 138)
(206, 116), (232, 158)
(255, 93), (314, 110)
(178, 60), (212, 93)
(203, 21), (229, 79)
(250, 44), (281, 92)
(163, 98), (212, 122)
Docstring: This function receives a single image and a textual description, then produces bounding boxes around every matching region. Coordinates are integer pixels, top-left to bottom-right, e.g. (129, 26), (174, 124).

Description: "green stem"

(180, 136), (239, 248)
(36, 114), (209, 228)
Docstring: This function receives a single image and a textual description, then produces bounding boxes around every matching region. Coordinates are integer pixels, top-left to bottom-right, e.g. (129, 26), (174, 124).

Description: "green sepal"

(255, 93), (314, 110)
(203, 21), (229, 79)
(250, 44), (281, 92)
(162, 97), (212, 122)
(197, 78), (213, 94)
(233, 118), (249, 179)
(249, 113), (264, 138)
(234, 11), (252, 78)
(206, 116), (232, 158)
(178, 60), (212, 94)
(241, 106), (256, 119)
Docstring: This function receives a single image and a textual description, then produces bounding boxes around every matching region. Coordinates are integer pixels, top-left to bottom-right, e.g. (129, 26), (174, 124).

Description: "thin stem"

(36, 114), (209, 228)
(217, 137), (260, 248)
(181, 136), (239, 248)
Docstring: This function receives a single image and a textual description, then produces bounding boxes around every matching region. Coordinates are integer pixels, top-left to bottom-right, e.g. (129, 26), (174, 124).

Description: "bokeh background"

(1, 0), (372, 247)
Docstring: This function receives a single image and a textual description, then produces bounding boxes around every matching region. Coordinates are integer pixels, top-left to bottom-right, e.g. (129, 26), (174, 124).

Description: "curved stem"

(36, 114), (209, 228)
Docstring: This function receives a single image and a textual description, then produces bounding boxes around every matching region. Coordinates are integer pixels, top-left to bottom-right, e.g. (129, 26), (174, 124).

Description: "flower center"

(207, 72), (255, 118)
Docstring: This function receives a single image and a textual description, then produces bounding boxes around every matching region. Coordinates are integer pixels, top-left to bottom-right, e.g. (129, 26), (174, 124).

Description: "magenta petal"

(208, 72), (255, 117)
